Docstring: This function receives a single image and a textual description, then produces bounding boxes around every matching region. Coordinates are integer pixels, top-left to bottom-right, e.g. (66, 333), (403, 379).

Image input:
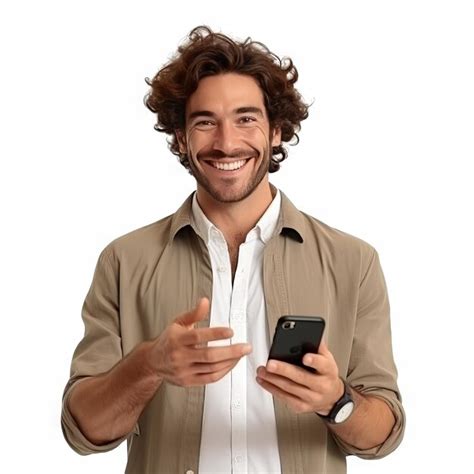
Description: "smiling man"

(180, 74), (279, 202)
(61, 26), (405, 474)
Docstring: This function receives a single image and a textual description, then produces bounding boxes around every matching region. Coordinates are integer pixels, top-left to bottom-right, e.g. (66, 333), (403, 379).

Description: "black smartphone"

(268, 316), (326, 372)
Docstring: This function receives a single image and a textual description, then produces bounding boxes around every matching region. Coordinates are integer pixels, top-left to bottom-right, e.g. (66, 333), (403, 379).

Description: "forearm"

(68, 340), (162, 445)
(327, 387), (395, 450)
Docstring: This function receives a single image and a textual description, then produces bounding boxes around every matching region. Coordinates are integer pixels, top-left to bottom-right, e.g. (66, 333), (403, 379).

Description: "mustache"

(197, 149), (257, 160)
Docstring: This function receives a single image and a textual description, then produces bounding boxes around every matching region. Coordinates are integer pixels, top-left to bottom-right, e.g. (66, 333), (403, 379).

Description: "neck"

(196, 178), (275, 246)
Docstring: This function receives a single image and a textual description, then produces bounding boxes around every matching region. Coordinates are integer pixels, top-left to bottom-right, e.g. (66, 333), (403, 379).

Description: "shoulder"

(299, 211), (377, 270)
(279, 190), (376, 265)
(99, 213), (176, 265)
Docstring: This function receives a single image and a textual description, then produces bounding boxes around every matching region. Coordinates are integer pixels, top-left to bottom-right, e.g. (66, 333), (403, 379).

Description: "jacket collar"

(277, 189), (305, 243)
(169, 185), (306, 244)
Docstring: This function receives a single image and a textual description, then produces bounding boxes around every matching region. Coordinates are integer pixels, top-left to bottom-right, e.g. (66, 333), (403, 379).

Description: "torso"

(228, 244), (239, 283)
(227, 234), (245, 283)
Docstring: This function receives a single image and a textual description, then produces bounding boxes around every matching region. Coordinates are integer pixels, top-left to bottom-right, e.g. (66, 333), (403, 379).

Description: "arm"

(67, 340), (161, 445)
(257, 247), (405, 457)
(62, 246), (251, 452)
(325, 380), (395, 450)
(67, 297), (251, 445)
(256, 342), (395, 450)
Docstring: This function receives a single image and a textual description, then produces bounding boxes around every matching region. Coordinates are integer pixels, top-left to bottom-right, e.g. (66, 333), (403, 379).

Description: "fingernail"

(242, 344), (252, 354)
(267, 361), (277, 372)
(304, 355), (313, 365)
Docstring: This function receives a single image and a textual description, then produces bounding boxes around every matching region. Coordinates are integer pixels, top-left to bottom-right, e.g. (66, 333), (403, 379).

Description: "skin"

(256, 345), (396, 450)
(69, 72), (395, 450)
(176, 73), (282, 277)
(69, 297), (250, 444)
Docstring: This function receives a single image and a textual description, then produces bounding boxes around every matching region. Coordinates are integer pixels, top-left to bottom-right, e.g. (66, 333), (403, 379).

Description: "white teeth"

(211, 159), (246, 171)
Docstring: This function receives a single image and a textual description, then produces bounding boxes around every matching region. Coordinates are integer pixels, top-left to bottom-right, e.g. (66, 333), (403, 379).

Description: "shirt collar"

(254, 188), (281, 244)
(190, 193), (215, 245)
(189, 188), (282, 246)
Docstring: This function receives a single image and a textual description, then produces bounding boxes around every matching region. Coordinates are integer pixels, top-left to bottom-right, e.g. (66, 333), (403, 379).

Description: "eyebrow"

(188, 106), (265, 121)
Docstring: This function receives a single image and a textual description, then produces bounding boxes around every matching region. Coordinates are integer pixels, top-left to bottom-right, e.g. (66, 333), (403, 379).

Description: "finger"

(258, 366), (316, 401)
(302, 353), (333, 374)
(318, 340), (331, 356)
(266, 359), (315, 388)
(191, 357), (238, 375)
(174, 297), (210, 328)
(191, 343), (252, 363)
(188, 360), (239, 385)
(179, 326), (234, 346)
(256, 376), (311, 413)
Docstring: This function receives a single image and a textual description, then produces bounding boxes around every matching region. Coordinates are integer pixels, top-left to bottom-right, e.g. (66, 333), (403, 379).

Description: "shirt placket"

(200, 228), (234, 474)
(230, 240), (252, 474)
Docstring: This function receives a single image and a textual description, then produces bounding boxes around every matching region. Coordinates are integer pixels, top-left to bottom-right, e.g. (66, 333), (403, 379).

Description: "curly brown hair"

(144, 25), (310, 173)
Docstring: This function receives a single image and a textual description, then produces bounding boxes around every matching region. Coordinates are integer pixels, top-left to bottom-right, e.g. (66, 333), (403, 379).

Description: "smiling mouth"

(204, 157), (253, 171)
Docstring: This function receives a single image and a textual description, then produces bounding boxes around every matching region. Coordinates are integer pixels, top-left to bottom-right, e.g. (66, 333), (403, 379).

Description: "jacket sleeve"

(332, 247), (406, 459)
(61, 246), (139, 455)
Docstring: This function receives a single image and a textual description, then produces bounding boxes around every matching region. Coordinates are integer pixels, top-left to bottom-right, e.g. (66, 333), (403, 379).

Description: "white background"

(1, 0), (473, 472)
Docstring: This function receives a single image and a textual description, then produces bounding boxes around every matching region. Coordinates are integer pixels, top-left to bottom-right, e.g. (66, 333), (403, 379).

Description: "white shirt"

(192, 190), (282, 474)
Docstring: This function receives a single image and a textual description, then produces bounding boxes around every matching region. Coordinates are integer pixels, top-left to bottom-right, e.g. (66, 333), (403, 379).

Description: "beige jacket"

(61, 189), (405, 473)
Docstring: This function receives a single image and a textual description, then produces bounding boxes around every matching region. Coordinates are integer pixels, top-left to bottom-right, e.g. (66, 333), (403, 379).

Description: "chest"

(207, 237), (265, 326)
(122, 232), (358, 373)
(228, 244), (239, 280)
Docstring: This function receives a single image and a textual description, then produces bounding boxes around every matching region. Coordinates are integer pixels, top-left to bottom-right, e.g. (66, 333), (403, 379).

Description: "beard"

(187, 147), (271, 204)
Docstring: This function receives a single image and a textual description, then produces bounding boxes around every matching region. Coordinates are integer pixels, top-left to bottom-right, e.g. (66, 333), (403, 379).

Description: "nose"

(212, 119), (240, 156)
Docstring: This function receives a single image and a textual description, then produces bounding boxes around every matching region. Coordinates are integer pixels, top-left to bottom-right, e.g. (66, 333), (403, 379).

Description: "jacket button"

(185, 470), (194, 474)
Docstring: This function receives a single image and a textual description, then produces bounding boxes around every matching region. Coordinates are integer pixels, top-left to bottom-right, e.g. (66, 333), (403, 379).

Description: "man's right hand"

(146, 297), (252, 387)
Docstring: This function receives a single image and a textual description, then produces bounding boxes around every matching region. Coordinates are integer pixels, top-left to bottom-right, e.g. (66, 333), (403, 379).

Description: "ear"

(271, 126), (282, 147)
(175, 130), (187, 154)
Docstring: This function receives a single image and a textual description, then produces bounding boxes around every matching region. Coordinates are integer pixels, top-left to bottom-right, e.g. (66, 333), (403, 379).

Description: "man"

(62, 26), (405, 473)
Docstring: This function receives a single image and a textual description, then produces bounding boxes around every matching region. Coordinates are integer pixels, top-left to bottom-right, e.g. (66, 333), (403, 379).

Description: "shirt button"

(217, 266), (226, 273)
(232, 400), (241, 408)
(233, 455), (243, 463)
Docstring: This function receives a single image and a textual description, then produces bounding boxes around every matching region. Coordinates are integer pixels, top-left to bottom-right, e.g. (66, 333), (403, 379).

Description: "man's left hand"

(256, 341), (344, 415)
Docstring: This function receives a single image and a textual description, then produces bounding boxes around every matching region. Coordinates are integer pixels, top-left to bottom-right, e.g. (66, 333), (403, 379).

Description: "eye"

(195, 120), (215, 127)
(239, 116), (257, 124)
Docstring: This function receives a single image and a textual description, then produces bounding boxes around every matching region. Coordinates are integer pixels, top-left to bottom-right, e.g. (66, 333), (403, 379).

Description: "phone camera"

(282, 321), (296, 330)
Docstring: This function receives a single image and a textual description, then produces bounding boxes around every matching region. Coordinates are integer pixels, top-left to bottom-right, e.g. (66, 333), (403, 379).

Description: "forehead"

(186, 73), (266, 118)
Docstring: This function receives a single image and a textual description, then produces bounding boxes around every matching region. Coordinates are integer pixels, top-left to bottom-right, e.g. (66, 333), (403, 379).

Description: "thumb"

(174, 297), (210, 328)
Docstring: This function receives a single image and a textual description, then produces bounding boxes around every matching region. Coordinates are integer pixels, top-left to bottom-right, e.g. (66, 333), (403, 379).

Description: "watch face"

(335, 401), (355, 423)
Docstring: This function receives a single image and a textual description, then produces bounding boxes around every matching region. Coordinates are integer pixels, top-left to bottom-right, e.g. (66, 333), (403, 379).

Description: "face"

(176, 73), (281, 204)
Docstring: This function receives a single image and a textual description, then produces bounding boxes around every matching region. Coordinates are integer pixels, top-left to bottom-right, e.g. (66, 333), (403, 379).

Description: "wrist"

(134, 341), (164, 385)
(316, 377), (355, 424)
(316, 376), (345, 416)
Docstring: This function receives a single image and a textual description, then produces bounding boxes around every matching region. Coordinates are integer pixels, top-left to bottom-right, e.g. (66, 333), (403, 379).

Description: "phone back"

(268, 316), (325, 370)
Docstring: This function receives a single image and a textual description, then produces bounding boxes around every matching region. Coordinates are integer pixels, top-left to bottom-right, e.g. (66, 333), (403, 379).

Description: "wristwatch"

(317, 378), (355, 424)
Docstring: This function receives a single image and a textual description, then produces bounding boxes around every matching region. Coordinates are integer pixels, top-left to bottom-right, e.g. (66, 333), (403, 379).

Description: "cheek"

(186, 127), (271, 156)
(186, 130), (206, 158)
(252, 125), (272, 146)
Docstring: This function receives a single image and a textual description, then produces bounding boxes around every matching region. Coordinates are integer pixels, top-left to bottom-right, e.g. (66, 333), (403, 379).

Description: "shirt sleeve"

(331, 247), (406, 459)
(60, 246), (140, 455)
